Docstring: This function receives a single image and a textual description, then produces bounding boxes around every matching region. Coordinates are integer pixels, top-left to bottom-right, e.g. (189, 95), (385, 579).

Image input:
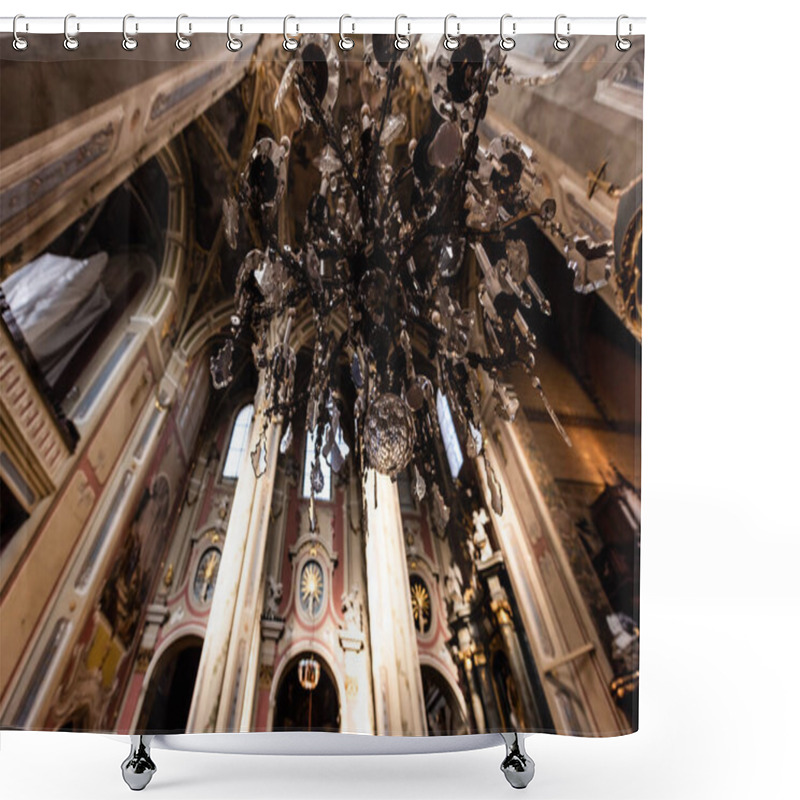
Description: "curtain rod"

(0, 16), (646, 37)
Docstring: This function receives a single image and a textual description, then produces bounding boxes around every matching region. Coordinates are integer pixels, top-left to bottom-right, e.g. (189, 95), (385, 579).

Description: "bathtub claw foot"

(499, 732), (534, 789)
(121, 735), (156, 791)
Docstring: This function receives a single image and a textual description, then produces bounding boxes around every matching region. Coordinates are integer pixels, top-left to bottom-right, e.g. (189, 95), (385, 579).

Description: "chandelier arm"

(394, 212), (463, 271)
(378, 163), (414, 230)
(277, 251), (312, 299)
(392, 141), (482, 276)
(405, 312), (513, 376)
(392, 115), (486, 271)
(295, 69), (363, 213)
(367, 54), (402, 228)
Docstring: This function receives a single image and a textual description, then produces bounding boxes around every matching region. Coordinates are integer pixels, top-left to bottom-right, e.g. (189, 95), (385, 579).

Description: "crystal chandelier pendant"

(364, 394), (416, 477)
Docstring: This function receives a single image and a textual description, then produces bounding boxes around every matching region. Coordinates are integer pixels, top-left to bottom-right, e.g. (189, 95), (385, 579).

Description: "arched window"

(0, 159), (166, 407)
(222, 404), (254, 480)
(301, 428), (343, 501)
(273, 652), (340, 732)
(436, 389), (463, 478)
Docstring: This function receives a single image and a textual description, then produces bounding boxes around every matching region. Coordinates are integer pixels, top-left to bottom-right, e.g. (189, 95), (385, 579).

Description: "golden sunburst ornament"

(410, 579), (431, 633)
(301, 561), (324, 616)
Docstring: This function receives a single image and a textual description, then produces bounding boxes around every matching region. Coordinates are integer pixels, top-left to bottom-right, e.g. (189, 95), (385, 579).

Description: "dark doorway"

(492, 649), (525, 730)
(421, 665), (468, 735)
(137, 637), (202, 733)
(273, 653), (340, 732)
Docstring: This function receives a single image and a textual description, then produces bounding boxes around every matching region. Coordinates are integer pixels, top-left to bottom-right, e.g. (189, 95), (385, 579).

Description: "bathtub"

(117, 731), (534, 791)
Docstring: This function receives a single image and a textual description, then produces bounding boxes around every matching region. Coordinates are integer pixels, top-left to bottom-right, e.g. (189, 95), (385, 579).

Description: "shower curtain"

(0, 28), (642, 740)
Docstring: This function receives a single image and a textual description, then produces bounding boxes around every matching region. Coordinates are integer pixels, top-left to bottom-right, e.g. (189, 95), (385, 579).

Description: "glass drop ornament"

(364, 393), (416, 477)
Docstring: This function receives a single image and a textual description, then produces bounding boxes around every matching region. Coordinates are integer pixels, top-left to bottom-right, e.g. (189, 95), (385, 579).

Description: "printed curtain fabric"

(0, 31), (642, 737)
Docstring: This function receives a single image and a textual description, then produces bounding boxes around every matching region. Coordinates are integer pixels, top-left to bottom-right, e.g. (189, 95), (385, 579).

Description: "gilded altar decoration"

(410, 577), (432, 634)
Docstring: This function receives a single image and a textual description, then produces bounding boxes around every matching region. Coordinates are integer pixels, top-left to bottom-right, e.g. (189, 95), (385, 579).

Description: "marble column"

(216, 418), (282, 731)
(186, 311), (292, 733)
(364, 470), (427, 736)
(238, 554), (272, 732)
(186, 385), (266, 732)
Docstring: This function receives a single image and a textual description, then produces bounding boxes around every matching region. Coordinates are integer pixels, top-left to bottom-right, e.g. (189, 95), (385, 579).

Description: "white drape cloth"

(2, 252), (110, 387)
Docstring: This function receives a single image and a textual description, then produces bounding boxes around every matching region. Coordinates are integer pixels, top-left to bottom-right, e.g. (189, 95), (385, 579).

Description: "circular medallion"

(193, 547), (221, 604)
(300, 560), (325, 618)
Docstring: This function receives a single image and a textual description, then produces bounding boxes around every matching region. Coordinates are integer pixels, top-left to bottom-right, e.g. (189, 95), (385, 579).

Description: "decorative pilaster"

(472, 648), (503, 731)
(478, 417), (627, 735)
(485, 575), (541, 729)
(452, 619), (487, 733)
(338, 598), (372, 734)
(364, 470), (427, 736)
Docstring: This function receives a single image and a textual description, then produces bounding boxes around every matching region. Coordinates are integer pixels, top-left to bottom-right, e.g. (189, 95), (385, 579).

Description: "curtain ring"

(122, 14), (138, 51)
(227, 15), (243, 51)
(443, 14), (459, 51)
(616, 15), (632, 51)
(554, 14), (570, 51)
(12, 15), (29, 51)
(176, 14), (191, 50)
(63, 13), (79, 51)
(283, 15), (299, 51)
(395, 15), (410, 51)
(500, 14), (516, 51)
(338, 15), (354, 51)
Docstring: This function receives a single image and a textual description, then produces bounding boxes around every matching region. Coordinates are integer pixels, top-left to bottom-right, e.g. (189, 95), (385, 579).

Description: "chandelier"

(209, 34), (592, 530)
(298, 655), (321, 692)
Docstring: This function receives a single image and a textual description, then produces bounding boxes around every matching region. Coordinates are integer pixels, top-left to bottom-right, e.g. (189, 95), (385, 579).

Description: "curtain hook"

(395, 15), (410, 51)
(12, 15), (29, 51)
(616, 15), (632, 51)
(176, 14), (191, 50)
(443, 14), (459, 51)
(283, 15), (299, 51)
(500, 14), (516, 51)
(122, 14), (138, 51)
(339, 15), (355, 51)
(63, 13), (79, 51)
(554, 14), (570, 51)
(227, 15), (243, 51)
